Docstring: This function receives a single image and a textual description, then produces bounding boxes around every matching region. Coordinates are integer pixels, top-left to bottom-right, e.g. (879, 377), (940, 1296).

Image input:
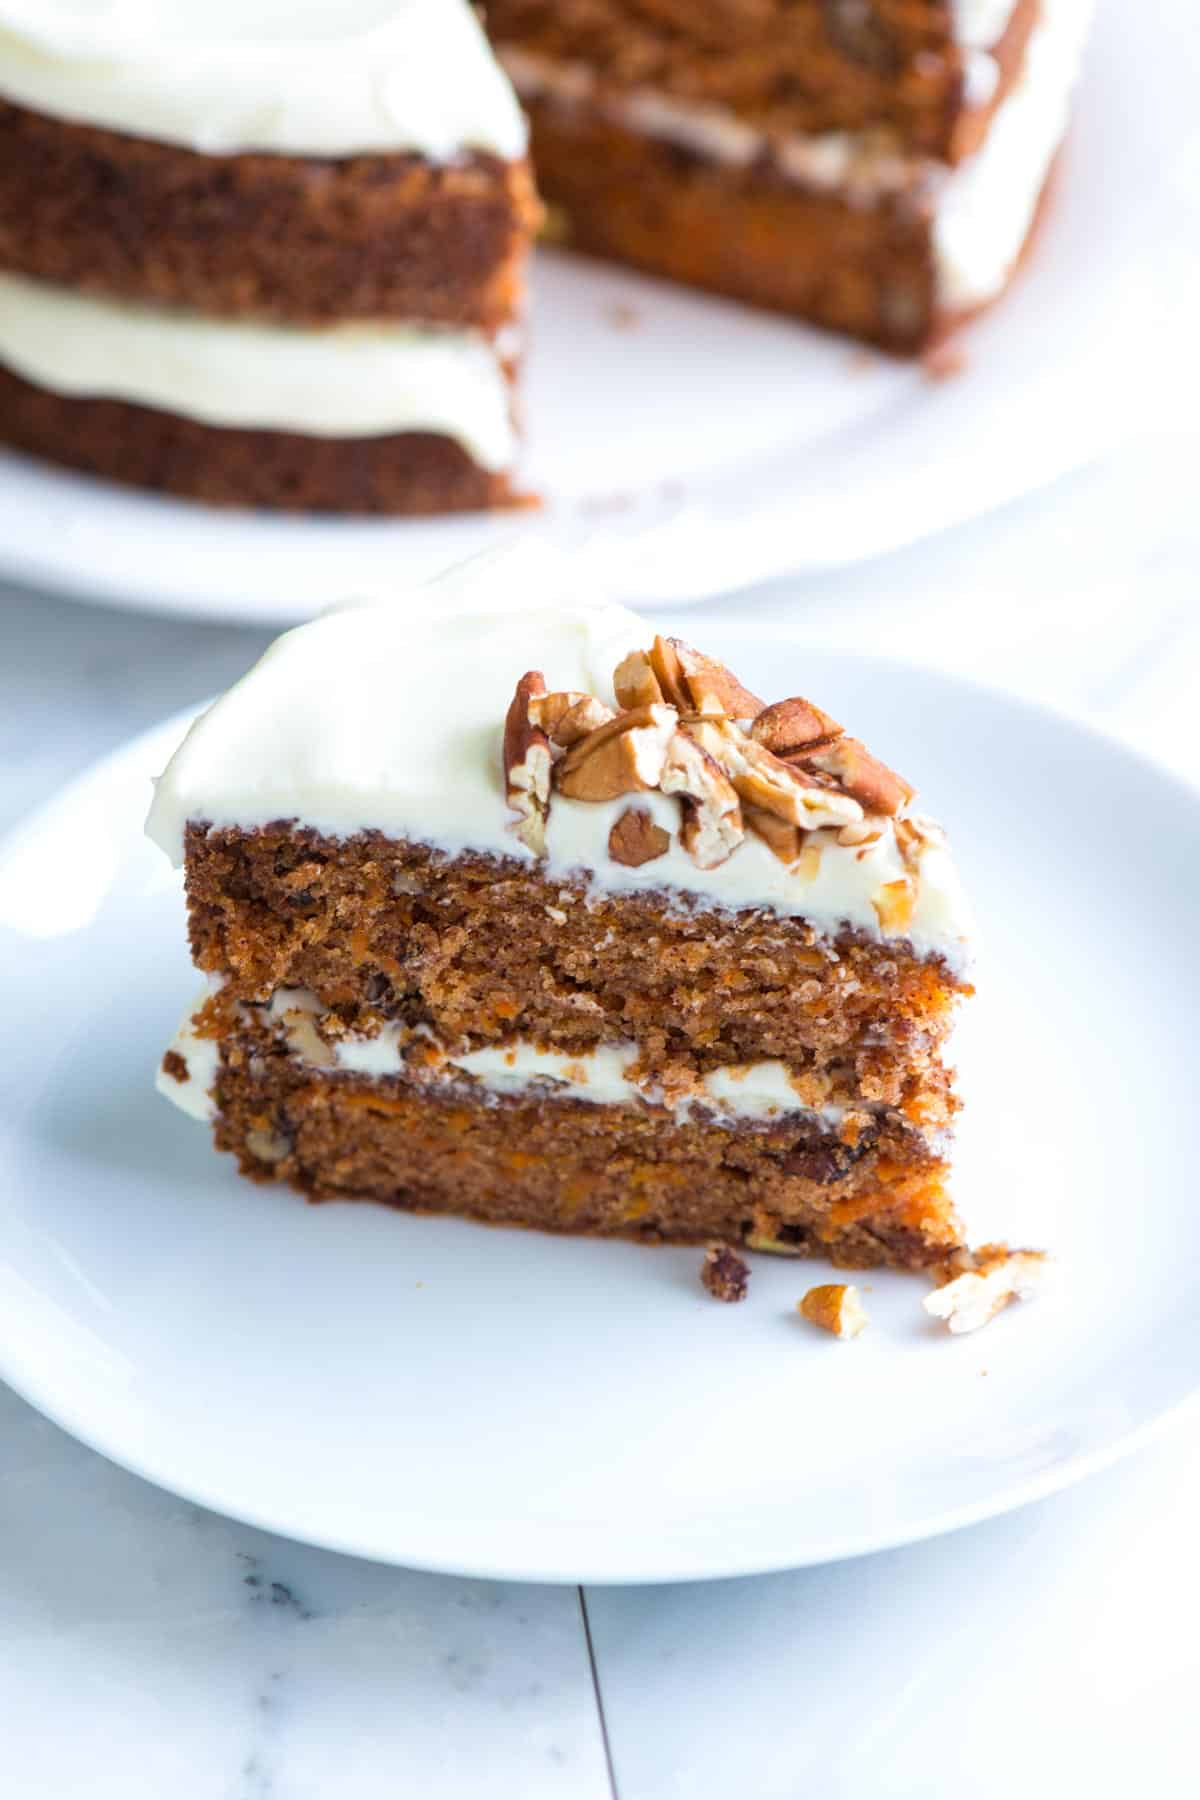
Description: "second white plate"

(0, 0), (1181, 623)
(1, 632), (1198, 1582)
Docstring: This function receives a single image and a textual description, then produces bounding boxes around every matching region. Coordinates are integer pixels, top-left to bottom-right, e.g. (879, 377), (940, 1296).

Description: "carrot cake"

(487, 0), (1093, 350)
(148, 543), (976, 1270)
(0, 2), (538, 512)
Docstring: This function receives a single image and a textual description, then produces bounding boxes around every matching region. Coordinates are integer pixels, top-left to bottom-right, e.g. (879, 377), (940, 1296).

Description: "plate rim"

(3, 648), (1200, 1583)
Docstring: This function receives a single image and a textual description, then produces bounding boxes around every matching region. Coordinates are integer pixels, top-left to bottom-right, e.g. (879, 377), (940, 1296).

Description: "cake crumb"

(798, 1283), (868, 1339)
(924, 1244), (1049, 1335)
(161, 1049), (189, 1084)
(701, 1244), (749, 1304)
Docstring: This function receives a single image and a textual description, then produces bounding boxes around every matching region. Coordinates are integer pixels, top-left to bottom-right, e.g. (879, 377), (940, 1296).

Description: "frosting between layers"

(502, 0), (1090, 308)
(0, 0), (527, 161)
(145, 542), (974, 970)
(159, 987), (855, 1129)
(0, 274), (517, 466)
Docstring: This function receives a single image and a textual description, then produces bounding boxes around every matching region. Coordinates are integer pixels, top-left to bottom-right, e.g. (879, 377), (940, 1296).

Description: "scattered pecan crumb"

(701, 1244), (750, 1303)
(798, 1283), (869, 1339)
(161, 1049), (189, 1085)
(924, 1244), (1049, 1335)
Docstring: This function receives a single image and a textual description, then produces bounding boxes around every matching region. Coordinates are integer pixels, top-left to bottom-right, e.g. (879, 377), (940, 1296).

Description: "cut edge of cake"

(149, 540), (976, 1273)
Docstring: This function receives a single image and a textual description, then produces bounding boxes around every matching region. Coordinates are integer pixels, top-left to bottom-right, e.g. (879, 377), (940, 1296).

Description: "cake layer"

(0, 104), (537, 328)
(145, 565), (974, 971)
(0, 366), (519, 514)
(0, 0), (527, 161)
(179, 830), (963, 1116)
(488, 0), (970, 155)
(159, 996), (962, 1270)
(504, 0), (1087, 343)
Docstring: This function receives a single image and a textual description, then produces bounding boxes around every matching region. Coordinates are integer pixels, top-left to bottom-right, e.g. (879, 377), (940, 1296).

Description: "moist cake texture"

(0, 1), (536, 511)
(149, 543), (975, 1270)
(488, 0), (1092, 349)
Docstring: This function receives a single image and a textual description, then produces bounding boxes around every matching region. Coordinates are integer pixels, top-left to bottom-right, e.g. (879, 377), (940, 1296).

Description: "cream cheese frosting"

(0, 274), (517, 466)
(0, 0), (527, 161)
(146, 542), (974, 971)
(501, 0), (1090, 310)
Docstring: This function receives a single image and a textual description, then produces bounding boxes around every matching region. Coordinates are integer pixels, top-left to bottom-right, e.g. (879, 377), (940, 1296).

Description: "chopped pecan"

(547, 695), (617, 747)
(750, 695), (843, 755)
(690, 719), (863, 831)
(872, 878), (915, 933)
(798, 1283), (869, 1339)
(660, 730), (743, 868)
(743, 804), (804, 865)
(613, 648), (665, 710)
(504, 671), (553, 855)
(555, 704), (677, 802)
(924, 1245), (1049, 1335)
(798, 737), (914, 817)
(527, 689), (618, 747)
(672, 638), (765, 719)
(608, 805), (672, 867)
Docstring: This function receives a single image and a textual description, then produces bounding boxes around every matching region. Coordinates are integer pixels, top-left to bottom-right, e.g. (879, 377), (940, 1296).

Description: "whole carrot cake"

(148, 545), (976, 1270)
(487, 0), (1093, 351)
(0, 1), (538, 512)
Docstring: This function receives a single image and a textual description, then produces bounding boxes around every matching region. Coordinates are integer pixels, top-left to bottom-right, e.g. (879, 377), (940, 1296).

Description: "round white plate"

(0, 0), (1184, 624)
(1, 633), (1198, 1583)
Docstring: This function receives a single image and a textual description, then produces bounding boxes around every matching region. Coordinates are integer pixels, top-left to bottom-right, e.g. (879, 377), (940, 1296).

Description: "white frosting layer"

(155, 1002), (219, 1122)
(0, 274), (517, 466)
(147, 541), (973, 969)
(504, 0), (1090, 309)
(936, 0), (1093, 308)
(0, 0), (526, 161)
(156, 989), (852, 1129)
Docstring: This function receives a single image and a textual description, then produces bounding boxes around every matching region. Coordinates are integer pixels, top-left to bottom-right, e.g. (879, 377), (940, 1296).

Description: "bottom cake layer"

(159, 1010), (964, 1271)
(0, 365), (522, 513)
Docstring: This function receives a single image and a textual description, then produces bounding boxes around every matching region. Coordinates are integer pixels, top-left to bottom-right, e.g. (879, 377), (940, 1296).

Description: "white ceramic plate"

(1, 631), (1198, 1583)
(0, 0), (1183, 624)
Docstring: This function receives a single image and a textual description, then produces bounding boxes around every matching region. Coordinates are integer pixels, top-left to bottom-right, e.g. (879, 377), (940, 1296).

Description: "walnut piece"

(701, 1244), (750, 1303)
(924, 1245), (1049, 1335)
(504, 671), (552, 855)
(608, 805), (671, 867)
(798, 1283), (869, 1339)
(555, 704), (677, 802)
(660, 730), (744, 868)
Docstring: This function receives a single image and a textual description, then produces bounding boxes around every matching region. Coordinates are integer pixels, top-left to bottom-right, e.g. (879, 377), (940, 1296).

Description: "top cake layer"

(147, 544), (974, 973)
(0, 0), (527, 160)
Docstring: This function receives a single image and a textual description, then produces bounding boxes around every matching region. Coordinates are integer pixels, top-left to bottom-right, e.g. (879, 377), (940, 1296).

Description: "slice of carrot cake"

(147, 545), (975, 1269)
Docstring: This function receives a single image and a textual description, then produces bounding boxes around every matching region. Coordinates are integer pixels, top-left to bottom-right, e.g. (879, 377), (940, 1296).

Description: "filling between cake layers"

(0, 273), (517, 469)
(500, 0), (1089, 313)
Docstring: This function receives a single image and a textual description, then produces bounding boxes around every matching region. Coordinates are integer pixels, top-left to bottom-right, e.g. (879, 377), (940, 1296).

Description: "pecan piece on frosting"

(527, 689), (617, 747)
(504, 671), (553, 855)
(613, 648), (665, 711)
(796, 736), (914, 817)
(750, 695), (843, 756)
(743, 805), (805, 865)
(608, 805), (671, 867)
(690, 718), (863, 831)
(660, 730), (743, 868)
(555, 704), (677, 802)
(650, 635), (764, 720)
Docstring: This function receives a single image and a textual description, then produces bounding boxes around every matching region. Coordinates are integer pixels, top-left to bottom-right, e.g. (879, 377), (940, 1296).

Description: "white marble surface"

(1, 432), (1199, 1796)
